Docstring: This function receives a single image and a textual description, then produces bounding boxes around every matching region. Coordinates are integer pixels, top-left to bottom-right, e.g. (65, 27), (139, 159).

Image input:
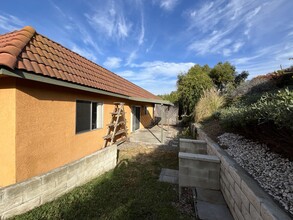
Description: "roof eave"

(0, 68), (173, 106)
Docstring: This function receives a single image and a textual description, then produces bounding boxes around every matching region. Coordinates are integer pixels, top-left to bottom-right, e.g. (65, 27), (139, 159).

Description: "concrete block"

(67, 160), (85, 177)
(260, 201), (292, 220)
(249, 204), (262, 220)
(42, 172), (57, 188)
(221, 172), (229, 189)
(179, 139), (207, 154)
(2, 197), (40, 219)
(179, 152), (220, 163)
(240, 190), (250, 212)
(241, 203), (251, 220)
(179, 175), (219, 190)
(4, 178), (40, 199)
(223, 186), (234, 211)
(0, 193), (23, 213)
(230, 184), (241, 211)
(0, 191), (3, 204)
(234, 183), (242, 208)
(241, 180), (261, 211)
(54, 168), (69, 186)
(41, 183), (67, 204)
(229, 166), (241, 187)
(225, 171), (235, 188)
(235, 203), (245, 220)
(180, 166), (208, 177)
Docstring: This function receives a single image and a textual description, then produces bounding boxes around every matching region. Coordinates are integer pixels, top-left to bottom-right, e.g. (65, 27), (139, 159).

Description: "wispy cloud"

(185, 0), (266, 56)
(85, 1), (132, 40)
(232, 41), (293, 77)
(72, 45), (97, 62)
(103, 57), (122, 69)
(153, 0), (180, 11)
(0, 12), (24, 32)
(126, 50), (138, 66)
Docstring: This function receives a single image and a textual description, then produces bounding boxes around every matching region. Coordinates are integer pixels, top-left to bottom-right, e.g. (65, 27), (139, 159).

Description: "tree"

(177, 64), (213, 114)
(234, 71), (249, 86)
(209, 62), (236, 90)
(158, 91), (179, 104)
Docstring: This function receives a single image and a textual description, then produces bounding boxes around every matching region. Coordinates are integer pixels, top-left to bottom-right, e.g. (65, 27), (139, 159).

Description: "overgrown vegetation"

(160, 62), (248, 117)
(220, 88), (293, 130)
(194, 88), (225, 122)
(12, 147), (193, 220)
(160, 61), (293, 158)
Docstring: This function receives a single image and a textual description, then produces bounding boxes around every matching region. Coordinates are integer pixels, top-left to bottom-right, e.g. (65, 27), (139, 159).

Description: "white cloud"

(138, 14), (145, 46)
(185, 0), (266, 56)
(0, 13), (24, 32)
(85, 1), (132, 40)
(103, 57), (122, 69)
(153, 0), (180, 11)
(232, 41), (293, 78)
(117, 61), (195, 94)
(72, 45), (97, 62)
(126, 50), (138, 66)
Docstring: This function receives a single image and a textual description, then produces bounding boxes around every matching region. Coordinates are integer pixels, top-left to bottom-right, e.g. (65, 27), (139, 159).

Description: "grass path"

(12, 144), (193, 220)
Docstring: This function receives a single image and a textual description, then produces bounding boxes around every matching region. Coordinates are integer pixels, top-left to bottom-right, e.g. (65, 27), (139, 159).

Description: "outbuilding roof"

(0, 26), (161, 101)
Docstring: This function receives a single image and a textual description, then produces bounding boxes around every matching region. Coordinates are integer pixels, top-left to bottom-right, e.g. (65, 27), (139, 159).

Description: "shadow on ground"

(12, 141), (194, 220)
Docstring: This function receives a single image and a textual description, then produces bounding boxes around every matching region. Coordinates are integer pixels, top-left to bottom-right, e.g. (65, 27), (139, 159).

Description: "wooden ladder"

(103, 102), (127, 148)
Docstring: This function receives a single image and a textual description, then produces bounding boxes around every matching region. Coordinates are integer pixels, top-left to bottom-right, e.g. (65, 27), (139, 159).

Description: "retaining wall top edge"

(179, 152), (220, 162)
(179, 138), (206, 144)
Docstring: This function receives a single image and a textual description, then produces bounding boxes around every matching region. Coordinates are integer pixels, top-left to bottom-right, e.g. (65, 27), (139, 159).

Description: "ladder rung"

(115, 129), (126, 136)
(106, 123), (115, 127)
(103, 134), (112, 139)
(115, 138), (127, 145)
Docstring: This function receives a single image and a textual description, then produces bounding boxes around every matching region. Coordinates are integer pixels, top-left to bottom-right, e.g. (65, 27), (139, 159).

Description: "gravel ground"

(218, 133), (293, 216)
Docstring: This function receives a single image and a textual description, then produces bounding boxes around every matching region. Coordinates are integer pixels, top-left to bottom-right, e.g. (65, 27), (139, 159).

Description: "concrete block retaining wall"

(0, 145), (117, 219)
(179, 152), (220, 190)
(179, 139), (207, 154)
(194, 125), (291, 220)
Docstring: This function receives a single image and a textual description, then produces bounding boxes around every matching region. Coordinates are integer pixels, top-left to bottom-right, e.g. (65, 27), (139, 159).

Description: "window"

(143, 106), (147, 115)
(76, 100), (103, 133)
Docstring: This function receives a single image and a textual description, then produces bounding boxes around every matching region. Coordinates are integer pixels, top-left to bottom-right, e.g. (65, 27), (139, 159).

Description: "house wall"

(12, 78), (154, 183)
(0, 77), (16, 187)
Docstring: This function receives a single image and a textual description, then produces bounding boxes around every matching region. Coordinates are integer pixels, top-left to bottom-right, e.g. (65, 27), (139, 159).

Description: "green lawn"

(12, 147), (193, 220)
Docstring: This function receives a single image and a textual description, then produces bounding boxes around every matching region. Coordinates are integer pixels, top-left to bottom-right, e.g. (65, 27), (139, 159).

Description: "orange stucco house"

(0, 26), (170, 187)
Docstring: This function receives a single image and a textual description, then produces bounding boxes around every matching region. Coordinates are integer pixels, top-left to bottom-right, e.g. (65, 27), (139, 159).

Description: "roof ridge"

(0, 26), (35, 69)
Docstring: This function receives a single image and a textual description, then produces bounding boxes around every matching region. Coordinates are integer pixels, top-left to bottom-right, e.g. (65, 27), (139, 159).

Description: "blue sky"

(0, 0), (292, 95)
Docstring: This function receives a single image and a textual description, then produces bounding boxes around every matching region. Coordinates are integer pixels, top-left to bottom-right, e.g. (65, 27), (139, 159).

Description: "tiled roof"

(0, 26), (160, 100)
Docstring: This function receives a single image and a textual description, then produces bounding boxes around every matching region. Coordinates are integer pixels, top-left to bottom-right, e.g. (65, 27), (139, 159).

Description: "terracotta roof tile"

(0, 26), (160, 100)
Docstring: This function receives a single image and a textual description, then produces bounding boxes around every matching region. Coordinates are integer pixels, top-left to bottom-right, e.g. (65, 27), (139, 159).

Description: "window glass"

(76, 101), (103, 133)
(76, 101), (91, 133)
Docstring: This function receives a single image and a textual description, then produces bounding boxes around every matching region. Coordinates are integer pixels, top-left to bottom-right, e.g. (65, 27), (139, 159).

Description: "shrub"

(220, 88), (293, 130)
(195, 88), (225, 122)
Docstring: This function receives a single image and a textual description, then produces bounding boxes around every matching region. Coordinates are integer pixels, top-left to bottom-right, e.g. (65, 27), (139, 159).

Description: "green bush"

(194, 88), (225, 122)
(220, 88), (293, 130)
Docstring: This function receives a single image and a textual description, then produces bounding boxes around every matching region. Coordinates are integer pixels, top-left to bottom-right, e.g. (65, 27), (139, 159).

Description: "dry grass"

(194, 88), (225, 122)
